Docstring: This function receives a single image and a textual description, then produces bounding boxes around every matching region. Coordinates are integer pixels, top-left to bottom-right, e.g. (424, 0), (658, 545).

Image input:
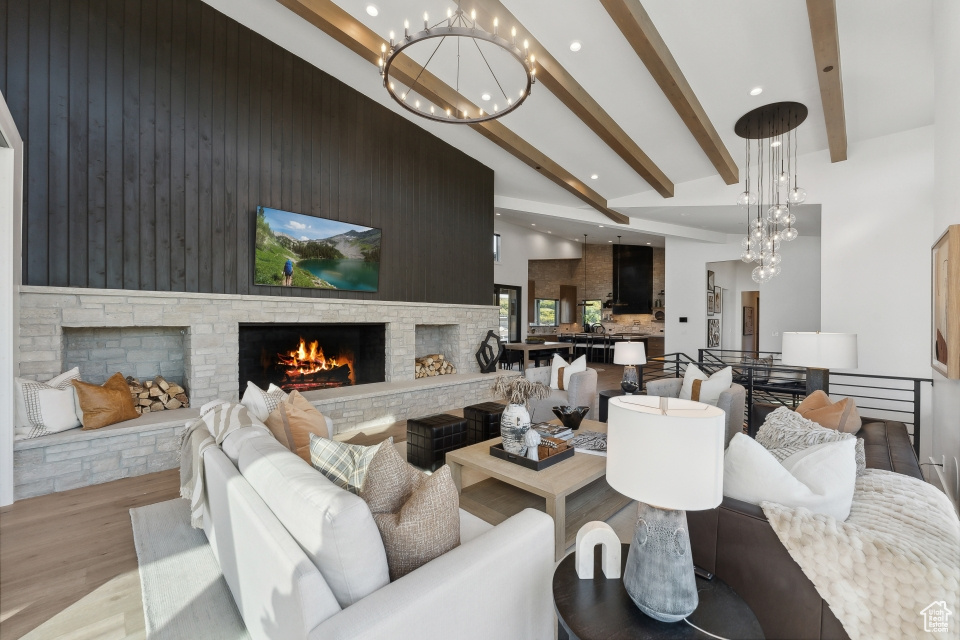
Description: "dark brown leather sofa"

(688, 404), (923, 640)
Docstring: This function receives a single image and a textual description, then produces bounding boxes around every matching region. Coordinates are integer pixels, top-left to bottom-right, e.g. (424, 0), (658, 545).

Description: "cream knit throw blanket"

(762, 470), (960, 639)
(179, 402), (267, 528)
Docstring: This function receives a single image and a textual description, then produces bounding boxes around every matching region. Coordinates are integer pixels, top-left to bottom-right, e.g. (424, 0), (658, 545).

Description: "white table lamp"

(607, 396), (725, 623)
(781, 332), (857, 395)
(613, 341), (647, 395)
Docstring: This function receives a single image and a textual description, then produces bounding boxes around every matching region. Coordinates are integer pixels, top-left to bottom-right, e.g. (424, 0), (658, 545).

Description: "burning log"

(127, 376), (190, 415)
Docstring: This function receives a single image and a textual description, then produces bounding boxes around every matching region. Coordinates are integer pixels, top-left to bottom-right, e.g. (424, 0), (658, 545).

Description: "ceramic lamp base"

(620, 365), (640, 395)
(623, 502), (698, 623)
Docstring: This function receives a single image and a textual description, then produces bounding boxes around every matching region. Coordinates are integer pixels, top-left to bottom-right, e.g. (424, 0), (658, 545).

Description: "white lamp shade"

(606, 396), (724, 511)
(781, 332), (858, 369)
(613, 341), (647, 365)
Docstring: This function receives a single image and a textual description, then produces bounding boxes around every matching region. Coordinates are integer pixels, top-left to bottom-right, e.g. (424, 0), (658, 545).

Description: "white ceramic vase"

(500, 403), (531, 455)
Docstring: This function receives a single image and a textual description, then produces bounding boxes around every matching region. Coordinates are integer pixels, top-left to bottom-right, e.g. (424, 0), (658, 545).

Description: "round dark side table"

(554, 544), (764, 640)
(597, 389), (627, 422)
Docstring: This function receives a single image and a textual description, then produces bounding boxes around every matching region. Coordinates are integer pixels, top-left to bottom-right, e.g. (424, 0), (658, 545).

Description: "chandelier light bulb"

(471, 9), (476, 21)
(529, 54), (535, 64)
(769, 253), (782, 266)
(507, 98), (512, 105)
(782, 227), (799, 241)
(389, 30), (395, 46)
(494, 17), (498, 34)
(778, 171), (789, 185)
(415, 100), (420, 109)
(381, 43), (386, 53)
(787, 187), (807, 204)
(404, 20), (409, 38)
(430, 106), (435, 114)
(519, 89), (525, 97)
(446, 108), (452, 116)
(752, 266), (763, 283)
(737, 190), (757, 207)
(493, 104), (498, 112)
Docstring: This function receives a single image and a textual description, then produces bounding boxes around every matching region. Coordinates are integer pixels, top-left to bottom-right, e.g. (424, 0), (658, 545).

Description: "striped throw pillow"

(309, 434), (393, 494)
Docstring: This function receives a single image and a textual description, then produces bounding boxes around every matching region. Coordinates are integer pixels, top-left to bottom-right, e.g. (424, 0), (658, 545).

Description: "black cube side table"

(463, 402), (505, 444)
(406, 413), (467, 472)
(554, 544), (764, 640)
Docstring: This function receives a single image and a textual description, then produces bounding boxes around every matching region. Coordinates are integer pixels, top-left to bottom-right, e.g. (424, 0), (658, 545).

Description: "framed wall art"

(707, 270), (715, 291)
(714, 287), (722, 314)
(707, 291), (715, 316)
(932, 225), (960, 379)
(743, 306), (755, 336)
(707, 318), (721, 348)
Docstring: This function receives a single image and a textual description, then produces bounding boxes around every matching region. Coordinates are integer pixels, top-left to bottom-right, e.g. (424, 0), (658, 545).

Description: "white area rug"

(131, 498), (251, 640)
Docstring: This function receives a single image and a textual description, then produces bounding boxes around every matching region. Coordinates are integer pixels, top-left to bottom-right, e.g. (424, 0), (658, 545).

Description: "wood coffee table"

(445, 419), (632, 561)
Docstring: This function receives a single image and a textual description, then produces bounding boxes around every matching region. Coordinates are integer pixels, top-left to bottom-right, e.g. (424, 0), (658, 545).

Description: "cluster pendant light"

(734, 102), (808, 283)
(378, 3), (536, 124)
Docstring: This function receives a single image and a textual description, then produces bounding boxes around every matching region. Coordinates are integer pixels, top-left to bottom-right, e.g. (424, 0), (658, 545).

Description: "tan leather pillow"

(796, 390), (862, 433)
(264, 390), (329, 462)
(360, 444), (460, 580)
(72, 372), (140, 430)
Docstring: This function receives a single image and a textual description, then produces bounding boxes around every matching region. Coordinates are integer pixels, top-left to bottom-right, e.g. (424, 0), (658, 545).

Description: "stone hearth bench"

(301, 371), (516, 436)
(13, 408), (200, 499)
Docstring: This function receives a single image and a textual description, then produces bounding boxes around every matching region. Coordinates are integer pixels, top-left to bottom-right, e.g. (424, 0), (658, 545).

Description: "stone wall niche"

(62, 326), (187, 386)
(415, 324), (460, 360)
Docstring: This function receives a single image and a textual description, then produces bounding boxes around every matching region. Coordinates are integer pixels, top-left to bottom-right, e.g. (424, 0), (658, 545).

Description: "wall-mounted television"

(254, 207), (381, 292)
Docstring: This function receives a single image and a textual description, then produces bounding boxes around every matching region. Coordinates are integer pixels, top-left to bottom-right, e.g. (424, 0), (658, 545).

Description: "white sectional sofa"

(200, 424), (556, 640)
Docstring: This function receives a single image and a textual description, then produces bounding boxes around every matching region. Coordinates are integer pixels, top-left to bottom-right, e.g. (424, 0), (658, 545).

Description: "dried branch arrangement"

(494, 375), (550, 406)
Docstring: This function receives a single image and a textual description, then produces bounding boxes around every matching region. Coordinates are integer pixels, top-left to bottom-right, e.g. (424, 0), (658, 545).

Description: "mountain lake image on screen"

(254, 207), (381, 292)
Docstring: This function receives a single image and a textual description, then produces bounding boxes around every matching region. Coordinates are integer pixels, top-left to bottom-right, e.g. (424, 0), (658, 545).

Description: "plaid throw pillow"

(309, 434), (393, 494)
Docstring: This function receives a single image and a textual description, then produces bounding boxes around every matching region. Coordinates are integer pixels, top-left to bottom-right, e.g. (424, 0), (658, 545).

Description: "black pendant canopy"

(734, 101), (808, 140)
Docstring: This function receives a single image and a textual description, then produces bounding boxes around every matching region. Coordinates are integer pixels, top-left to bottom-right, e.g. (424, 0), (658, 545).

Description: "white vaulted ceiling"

(205, 0), (933, 240)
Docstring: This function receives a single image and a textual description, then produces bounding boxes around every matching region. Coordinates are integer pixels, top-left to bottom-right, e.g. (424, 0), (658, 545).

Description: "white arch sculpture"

(575, 521), (621, 579)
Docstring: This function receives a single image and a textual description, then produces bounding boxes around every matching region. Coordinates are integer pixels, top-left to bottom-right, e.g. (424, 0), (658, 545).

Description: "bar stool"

(573, 334), (590, 360)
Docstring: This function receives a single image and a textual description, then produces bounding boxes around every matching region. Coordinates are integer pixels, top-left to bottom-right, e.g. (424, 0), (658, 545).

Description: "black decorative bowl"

(552, 406), (590, 430)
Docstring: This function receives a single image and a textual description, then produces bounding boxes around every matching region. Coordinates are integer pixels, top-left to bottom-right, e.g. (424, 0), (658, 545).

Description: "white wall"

(666, 235), (821, 358)
(931, 0), (960, 505)
(0, 90), (23, 507)
(494, 219), (581, 339)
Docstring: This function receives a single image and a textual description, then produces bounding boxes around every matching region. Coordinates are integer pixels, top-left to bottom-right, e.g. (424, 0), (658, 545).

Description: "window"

(582, 300), (602, 326)
(493, 233), (501, 262)
(534, 298), (559, 326)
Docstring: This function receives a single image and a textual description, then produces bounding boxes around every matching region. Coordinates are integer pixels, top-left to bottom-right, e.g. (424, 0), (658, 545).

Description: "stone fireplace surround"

(13, 286), (504, 499)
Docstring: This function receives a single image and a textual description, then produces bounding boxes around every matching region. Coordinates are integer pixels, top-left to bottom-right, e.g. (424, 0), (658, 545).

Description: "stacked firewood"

(414, 354), (456, 379)
(127, 375), (190, 415)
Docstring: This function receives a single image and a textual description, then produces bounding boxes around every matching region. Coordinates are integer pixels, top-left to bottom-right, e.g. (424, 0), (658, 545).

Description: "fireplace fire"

(239, 323), (386, 397)
(272, 338), (355, 389)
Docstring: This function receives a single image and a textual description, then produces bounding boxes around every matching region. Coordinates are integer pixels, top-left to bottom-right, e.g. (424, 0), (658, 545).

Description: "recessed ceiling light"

(531, 223), (536, 226)
(575, 238), (580, 242)
(547, 231), (552, 234)
(608, 240), (612, 243)
(590, 174), (598, 180)
(495, 212), (500, 216)
(750, 87), (762, 96)
(569, 41), (582, 52)
(598, 225), (604, 228)
(646, 242), (651, 245)
(481, 93), (491, 101)
(366, 4), (379, 17)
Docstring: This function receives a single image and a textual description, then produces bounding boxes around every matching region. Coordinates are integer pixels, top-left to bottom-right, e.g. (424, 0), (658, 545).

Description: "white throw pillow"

(678, 364), (732, 406)
(723, 433), (856, 521)
(14, 368), (83, 438)
(240, 381), (288, 421)
(548, 353), (586, 390)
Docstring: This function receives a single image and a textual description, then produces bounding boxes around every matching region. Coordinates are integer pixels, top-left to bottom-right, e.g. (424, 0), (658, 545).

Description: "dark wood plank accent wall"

(0, 0), (494, 305)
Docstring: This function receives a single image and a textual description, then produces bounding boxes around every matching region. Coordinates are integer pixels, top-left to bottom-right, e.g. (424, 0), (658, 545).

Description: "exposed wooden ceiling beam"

(806, 0), (847, 162)
(599, 0), (739, 185)
(472, 0), (674, 198)
(275, 0), (630, 224)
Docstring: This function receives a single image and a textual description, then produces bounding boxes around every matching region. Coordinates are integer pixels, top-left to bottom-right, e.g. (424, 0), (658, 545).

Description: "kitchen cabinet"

(559, 285), (577, 324)
(612, 245), (653, 314)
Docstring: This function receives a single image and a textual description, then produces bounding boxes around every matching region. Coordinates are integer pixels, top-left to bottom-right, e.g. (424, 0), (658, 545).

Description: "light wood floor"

(0, 363), (635, 639)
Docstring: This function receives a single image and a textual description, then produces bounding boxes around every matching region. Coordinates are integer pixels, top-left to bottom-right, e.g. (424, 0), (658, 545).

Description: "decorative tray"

(489, 443), (574, 471)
